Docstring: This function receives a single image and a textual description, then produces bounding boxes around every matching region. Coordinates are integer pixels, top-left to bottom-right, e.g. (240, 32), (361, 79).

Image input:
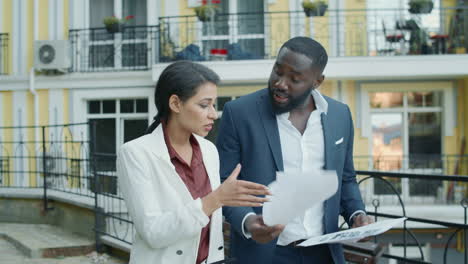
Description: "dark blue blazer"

(216, 88), (366, 264)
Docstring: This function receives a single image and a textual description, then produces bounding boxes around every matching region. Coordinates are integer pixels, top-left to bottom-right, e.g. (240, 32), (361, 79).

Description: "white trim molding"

(359, 81), (455, 138)
(153, 55), (468, 84)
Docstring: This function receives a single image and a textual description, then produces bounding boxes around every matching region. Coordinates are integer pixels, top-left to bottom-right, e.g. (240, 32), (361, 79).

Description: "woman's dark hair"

(146, 61), (220, 134)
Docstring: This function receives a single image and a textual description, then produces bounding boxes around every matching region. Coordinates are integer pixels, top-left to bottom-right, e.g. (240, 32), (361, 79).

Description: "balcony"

(158, 7), (468, 61)
(69, 25), (159, 73)
(0, 33), (8, 75)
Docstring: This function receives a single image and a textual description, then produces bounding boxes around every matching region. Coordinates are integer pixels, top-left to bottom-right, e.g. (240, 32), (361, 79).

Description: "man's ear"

(315, 74), (325, 88)
(169, 94), (182, 114)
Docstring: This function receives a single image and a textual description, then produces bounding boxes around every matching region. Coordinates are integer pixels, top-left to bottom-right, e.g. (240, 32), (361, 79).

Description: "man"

(216, 37), (372, 264)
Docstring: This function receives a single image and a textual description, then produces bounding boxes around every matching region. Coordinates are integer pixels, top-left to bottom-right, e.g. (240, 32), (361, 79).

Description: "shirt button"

(218, 246), (224, 250)
(176, 250), (183, 255)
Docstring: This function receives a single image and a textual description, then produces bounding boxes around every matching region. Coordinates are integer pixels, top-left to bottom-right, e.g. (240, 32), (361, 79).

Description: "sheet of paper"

(262, 170), (338, 226)
(298, 217), (407, 247)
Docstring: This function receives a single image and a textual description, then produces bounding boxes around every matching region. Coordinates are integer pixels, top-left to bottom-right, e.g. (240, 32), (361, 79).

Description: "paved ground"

(0, 237), (127, 264)
(0, 222), (128, 264)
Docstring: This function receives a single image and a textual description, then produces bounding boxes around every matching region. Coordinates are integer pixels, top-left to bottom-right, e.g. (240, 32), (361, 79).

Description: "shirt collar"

(311, 89), (328, 114)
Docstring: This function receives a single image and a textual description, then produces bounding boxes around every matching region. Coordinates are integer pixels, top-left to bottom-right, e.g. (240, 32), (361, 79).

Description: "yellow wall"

(27, 1), (34, 70)
(344, 0), (367, 56)
(63, 0), (69, 39)
(267, 0), (290, 57)
(26, 92), (35, 186)
(38, 0), (49, 40)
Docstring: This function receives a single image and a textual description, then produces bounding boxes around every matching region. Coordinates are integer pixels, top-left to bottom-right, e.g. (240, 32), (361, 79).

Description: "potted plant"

(103, 15), (134, 33)
(302, 1), (328, 17)
(408, 0), (434, 14)
(194, 4), (219, 22)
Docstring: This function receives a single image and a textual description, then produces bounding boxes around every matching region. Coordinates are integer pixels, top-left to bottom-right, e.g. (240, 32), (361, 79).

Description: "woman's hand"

(202, 164), (271, 216)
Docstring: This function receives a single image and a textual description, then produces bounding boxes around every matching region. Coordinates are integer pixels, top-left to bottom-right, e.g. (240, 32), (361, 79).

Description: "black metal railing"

(355, 170), (468, 264)
(354, 155), (468, 206)
(158, 6), (468, 62)
(69, 25), (160, 72)
(92, 153), (134, 247)
(0, 123), (93, 198)
(0, 33), (8, 75)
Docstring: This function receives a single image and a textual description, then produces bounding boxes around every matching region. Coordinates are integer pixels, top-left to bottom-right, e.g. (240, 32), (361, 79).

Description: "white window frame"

(196, 0), (267, 57)
(360, 82), (455, 204)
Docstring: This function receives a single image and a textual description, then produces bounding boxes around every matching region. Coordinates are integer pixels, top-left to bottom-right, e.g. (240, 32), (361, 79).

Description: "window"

(88, 0), (149, 70)
(369, 91), (443, 198)
(87, 99), (149, 156)
(366, 0), (441, 55)
(200, 0), (265, 59)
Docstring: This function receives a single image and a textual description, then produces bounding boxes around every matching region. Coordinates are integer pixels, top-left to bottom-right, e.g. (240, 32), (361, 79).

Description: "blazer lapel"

(148, 126), (193, 202)
(257, 92), (284, 172)
(321, 112), (336, 170)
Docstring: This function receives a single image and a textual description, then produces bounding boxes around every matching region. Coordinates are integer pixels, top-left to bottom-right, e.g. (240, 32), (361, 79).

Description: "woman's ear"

(168, 94), (182, 114)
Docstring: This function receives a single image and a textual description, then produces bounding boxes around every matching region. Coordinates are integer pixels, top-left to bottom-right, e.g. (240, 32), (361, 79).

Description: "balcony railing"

(69, 25), (159, 72)
(158, 6), (468, 62)
(355, 155), (468, 206)
(0, 33), (8, 75)
(355, 170), (468, 264)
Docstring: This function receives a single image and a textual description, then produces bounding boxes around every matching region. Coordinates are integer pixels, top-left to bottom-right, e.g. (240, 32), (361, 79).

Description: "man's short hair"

(279, 36), (328, 73)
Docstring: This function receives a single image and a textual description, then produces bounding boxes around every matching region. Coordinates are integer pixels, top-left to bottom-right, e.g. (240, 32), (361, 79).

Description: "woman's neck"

(165, 119), (191, 148)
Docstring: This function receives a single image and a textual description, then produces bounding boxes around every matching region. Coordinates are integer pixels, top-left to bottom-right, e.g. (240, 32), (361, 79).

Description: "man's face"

(268, 48), (324, 114)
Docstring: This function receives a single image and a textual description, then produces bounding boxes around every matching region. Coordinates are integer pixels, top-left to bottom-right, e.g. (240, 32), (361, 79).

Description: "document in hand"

(298, 217), (407, 247)
(262, 170), (338, 226)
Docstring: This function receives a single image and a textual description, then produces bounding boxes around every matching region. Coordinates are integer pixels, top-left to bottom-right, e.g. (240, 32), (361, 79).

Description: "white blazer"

(117, 125), (224, 264)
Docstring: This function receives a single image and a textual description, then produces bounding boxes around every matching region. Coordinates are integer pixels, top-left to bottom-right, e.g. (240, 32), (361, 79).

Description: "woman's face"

(174, 82), (218, 137)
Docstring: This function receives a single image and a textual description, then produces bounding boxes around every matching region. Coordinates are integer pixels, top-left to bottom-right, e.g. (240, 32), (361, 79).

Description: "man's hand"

(351, 214), (374, 242)
(351, 214), (373, 228)
(245, 215), (284, 244)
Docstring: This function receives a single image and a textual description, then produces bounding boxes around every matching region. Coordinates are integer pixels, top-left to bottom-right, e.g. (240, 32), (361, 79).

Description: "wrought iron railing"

(355, 170), (468, 264)
(158, 6), (468, 62)
(355, 155), (468, 206)
(0, 123), (93, 198)
(0, 33), (8, 75)
(69, 25), (160, 72)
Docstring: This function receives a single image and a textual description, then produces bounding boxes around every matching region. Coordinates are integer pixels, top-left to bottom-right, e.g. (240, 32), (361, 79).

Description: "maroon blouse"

(163, 126), (212, 264)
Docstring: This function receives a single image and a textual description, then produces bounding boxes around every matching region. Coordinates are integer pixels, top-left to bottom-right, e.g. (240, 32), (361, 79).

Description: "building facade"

(1, 0), (468, 262)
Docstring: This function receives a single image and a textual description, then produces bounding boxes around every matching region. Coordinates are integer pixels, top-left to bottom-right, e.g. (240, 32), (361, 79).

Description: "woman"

(117, 61), (270, 264)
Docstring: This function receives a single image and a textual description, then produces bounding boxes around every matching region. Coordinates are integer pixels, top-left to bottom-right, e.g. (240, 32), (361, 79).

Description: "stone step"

(0, 223), (94, 258)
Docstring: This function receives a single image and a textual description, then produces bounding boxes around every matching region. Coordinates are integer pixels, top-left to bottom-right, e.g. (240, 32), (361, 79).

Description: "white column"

(48, 0), (56, 39)
(56, 0), (64, 39)
(12, 90), (28, 186)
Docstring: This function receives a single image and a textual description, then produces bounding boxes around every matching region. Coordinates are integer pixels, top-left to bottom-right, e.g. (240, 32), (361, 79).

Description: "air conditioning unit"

(34, 40), (71, 70)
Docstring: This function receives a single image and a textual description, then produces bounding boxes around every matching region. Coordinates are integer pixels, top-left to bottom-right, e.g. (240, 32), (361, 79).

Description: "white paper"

(262, 170), (338, 226)
(298, 217), (407, 247)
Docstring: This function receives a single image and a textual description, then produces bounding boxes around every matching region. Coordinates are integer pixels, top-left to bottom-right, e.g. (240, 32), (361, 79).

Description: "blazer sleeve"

(117, 144), (210, 249)
(340, 106), (366, 225)
(216, 103), (255, 235)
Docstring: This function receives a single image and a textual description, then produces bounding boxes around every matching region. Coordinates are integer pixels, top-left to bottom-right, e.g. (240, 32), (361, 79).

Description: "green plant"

(302, 1), (328, 17)
(194, 5), (219, 22)
(408, 0), (434, 14)
(102, 15), (134, 27)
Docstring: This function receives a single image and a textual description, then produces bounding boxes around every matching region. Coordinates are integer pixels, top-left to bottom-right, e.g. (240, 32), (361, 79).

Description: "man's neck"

(288, 96), (316, 135)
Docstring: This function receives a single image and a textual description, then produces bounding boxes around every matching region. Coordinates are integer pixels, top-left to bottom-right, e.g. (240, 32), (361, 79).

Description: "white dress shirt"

(276, 89), (327, 246)
(241, 89), (364, 243)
